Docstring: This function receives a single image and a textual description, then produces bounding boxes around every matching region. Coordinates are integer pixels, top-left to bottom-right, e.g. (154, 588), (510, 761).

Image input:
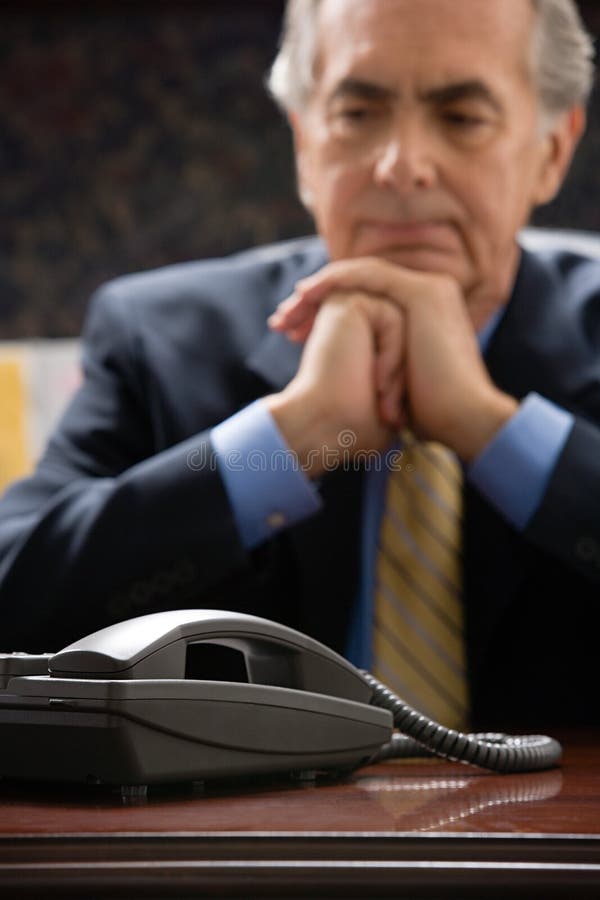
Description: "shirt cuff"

(468, 392), (574, 530)
(211, 399), (322, 549)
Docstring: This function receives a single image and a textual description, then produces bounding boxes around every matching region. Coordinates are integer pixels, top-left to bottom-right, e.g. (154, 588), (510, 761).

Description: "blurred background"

(0, 0), (598, 488)
(1, 0), (305, 340)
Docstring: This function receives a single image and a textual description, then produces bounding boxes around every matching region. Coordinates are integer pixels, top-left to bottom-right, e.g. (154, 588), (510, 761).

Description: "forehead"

(314, 0), (536, 96)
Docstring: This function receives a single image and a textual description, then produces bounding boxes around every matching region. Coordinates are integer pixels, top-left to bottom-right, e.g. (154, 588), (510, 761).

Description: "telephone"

(0, 609), (561, 789)
(0, 609), (392, 787)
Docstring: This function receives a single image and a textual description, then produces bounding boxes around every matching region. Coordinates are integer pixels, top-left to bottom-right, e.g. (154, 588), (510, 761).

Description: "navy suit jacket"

(1, 237), (599, 728)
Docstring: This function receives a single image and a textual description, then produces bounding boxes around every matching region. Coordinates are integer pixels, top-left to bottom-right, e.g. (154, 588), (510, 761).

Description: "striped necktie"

(372, 435), (469, 729)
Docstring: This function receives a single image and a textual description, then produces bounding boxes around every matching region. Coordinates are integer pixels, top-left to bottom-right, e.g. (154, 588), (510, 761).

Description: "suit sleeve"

(477, 250), (600, 589)
(469, 396), (600, 586)
(523, 414), (600, 584)
(0, 285), (252, 651)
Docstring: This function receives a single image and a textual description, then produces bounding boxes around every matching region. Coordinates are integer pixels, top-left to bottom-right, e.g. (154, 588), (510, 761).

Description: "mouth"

(358, 219), (459, 251)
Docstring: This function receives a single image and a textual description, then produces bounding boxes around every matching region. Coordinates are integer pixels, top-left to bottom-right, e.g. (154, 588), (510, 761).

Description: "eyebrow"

(328, 77), (503, 115)
(328, 79), (397, 104)
(421, 80), (504, 114)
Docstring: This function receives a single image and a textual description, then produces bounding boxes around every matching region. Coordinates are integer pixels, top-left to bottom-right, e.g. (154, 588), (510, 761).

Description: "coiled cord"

(361, 671), (562, 773)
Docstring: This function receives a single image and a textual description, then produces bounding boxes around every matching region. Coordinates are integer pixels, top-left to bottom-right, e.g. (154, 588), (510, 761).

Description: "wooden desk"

(0, 729), (598, 898)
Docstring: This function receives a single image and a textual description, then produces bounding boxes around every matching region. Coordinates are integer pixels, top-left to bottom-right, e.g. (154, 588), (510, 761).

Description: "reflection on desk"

(357, 766), (563, 832)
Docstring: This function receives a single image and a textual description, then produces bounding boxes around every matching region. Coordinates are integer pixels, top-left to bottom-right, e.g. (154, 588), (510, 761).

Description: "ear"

(288, 111), (315, 210)
(532, 105), (586, 206)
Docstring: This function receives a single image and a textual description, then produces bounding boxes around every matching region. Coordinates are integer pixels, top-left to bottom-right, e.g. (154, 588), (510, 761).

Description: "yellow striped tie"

(372, 435), (469, 729)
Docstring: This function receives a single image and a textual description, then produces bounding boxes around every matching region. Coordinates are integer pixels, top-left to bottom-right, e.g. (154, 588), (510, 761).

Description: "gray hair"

(532, 0), (596, 115)
(267, 0), (595, 117)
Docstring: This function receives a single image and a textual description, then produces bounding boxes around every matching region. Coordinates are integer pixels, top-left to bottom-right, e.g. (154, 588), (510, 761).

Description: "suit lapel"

(485, 248), (564, 398)
(245, 239), (328, 393)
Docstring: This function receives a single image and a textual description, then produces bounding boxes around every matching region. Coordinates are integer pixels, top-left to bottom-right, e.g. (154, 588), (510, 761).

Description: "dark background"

(1, 0), (599, 339)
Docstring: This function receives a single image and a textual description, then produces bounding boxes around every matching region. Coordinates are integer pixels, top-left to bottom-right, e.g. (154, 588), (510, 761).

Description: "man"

(0, 0), (597, 728)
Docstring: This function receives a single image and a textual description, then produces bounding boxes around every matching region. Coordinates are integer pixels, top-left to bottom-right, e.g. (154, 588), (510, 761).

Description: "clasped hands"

(265, 257), (517, 477)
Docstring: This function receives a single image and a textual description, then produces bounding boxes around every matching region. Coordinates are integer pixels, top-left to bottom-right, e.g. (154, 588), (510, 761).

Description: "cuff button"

(267, 511), (286, 529)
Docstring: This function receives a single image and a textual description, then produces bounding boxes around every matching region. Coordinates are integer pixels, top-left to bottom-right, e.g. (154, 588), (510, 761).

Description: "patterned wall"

(1, 0), (599, 340)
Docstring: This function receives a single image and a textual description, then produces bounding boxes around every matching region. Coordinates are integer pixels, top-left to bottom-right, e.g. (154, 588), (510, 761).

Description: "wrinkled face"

(292, 0), (579, 304)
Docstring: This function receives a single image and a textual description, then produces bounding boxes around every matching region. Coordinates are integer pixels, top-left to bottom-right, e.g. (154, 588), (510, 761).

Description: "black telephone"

(0, 610), (561, 789)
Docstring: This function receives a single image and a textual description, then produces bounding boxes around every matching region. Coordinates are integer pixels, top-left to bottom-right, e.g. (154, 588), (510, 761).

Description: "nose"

(373, 124), (437, 192)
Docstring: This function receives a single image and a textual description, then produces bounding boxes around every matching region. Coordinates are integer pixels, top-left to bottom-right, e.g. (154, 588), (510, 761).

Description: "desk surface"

(1, 729), (599, 898)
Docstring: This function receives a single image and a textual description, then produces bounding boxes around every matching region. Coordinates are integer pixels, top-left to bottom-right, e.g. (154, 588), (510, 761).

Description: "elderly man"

(0, 0), (597, 729)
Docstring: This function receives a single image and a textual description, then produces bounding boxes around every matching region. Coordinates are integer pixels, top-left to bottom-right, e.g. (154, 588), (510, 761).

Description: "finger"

(379, 367), (406, 427)
(287, 319), (316, 343)
(296, 257), (436, 313)
(270, 306), (318, 341)
(370, 300), (405, 426)
(270, 286), (326, 331)
(376, 359), (405, 426)
(270, 258), (397, 330)
(268, 292), (298, 320)
(269, 302), (320, 337)
(272, 272), (357, 331)
(272, 255), (424, 334)
(374, 327), (403, 394)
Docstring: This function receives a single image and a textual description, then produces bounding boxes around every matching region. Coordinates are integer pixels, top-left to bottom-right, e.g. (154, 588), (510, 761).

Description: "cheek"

(311, 163), (370, 251)
(451, 146), (538, 244)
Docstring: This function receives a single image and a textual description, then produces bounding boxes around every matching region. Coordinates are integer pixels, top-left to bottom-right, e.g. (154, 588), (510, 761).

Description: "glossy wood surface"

(1, 729), (599, 898)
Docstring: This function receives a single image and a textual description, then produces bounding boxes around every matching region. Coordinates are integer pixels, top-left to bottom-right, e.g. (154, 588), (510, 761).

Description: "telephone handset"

(0, 610), (561, 789)
(48, 608), (374, 703)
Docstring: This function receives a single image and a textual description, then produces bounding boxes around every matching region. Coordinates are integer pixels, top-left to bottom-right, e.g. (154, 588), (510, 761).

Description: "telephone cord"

(362, 671), (562, 772)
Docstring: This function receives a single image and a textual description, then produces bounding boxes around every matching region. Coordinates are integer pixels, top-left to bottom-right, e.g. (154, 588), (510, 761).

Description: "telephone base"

(0, 678), (392, 787)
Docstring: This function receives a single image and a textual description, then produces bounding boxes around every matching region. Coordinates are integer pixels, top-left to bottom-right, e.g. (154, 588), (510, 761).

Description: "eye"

(443, 111), (487, 128)
(441, 106), (494, 131)
(336, 104), (375, 123)
(328, 101), (389, 140)
(439, 107), (497, 145)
